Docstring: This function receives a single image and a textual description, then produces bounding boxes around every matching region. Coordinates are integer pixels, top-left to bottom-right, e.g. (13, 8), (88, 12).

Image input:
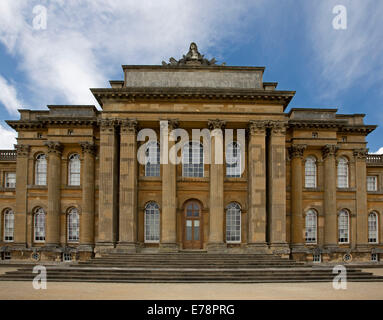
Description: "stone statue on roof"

(162, 42), (225, 66)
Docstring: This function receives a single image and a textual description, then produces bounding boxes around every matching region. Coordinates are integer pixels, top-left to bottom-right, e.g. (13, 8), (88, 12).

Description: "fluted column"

(97, 119), (118, 251)
(268, 121), (289, 254)
(247, 121), (267, 252)
(14, 144), (30, 247)
(79, 142), (96, 250)
(289, 144), (307, 248)
(207, 119), (226, 251)
(322, 144), (339, 248)
(354, 148), (368, 248)
(118, 119), (138, 252)
(160, 119), (178, 251)
(45, 141), (63, 246)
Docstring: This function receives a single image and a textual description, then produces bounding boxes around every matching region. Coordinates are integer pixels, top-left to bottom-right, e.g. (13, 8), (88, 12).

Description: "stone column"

(207, 119), (226, 251)
(79, 142), (96, 251)
(96, 119), (118, 252)
(247, 121), (268, 252)
(322, 144), (339, 248)
(14, 145), (30, 247)
(289, 144), (306, 249)
(354, 148), (368, 248)
(117, 119), (138, 252)
(160, 119), (179, 251)
(45, 141), (63, 246)
(268, 121), (289, 254)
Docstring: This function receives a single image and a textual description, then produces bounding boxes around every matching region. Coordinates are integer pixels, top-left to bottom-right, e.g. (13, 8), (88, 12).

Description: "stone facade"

(0, 44), (383, 263)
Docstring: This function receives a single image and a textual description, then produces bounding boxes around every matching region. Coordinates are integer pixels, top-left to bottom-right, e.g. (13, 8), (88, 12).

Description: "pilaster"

(96, 119), (118, 251)
(14, 144), (30, 247)
(354, 148), (369, 248)
(268, 121), (289, 254)
(207, 119), (226, 252)
(247, 121), (268, 252)
(289, 144), (306, 248)
(79, 142), (96, 251)
(117, 119), (139, 252)
(45, 141), (63, 246)
(322, 144), (339, 249)
(160, 119), (179, 251)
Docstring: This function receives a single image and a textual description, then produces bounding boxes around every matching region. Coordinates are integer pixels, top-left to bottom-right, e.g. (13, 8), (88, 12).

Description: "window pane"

(226, 203), (241, 242)
(4, 209), (14, 242)
(67, 208), (80, 242)
(35, 154), (47, 185)
(305, 157), (316, 188)
(145, 202), (160, 242)
(182, 142), (204, 177)
(5, 172), (16, 188)
(368, 212), (378, 243)
(338, 210), (349, 243)
(69, 154), (81, 186)
(194, 220), (200, 240)
(186, 220), (192, 241)
(367, 176), (377, 192)
(305, 210), (317, 243)
(34, 209), (45, 241)
(337, 158), (349, 188)
(226, 142), (241, 178)
(145, 142), (160, 177)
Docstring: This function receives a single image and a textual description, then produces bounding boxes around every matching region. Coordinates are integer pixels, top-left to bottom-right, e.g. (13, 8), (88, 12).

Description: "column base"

(207, 242), (226, 253)
(270, 242), (290, 256)
(246, 242), (269, 254)
(159, 243), (179, 252)
(116, 242), (139, 253)
(78, 244), (95, 252)
(95, 242), (115, 257)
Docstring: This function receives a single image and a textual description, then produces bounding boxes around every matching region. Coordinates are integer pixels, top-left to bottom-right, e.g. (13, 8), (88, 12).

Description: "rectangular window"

(367, 176), (378, 192)
(371, 253), (379, 262)
(5, 172), (16, 188)
(313, 254), (321, 263)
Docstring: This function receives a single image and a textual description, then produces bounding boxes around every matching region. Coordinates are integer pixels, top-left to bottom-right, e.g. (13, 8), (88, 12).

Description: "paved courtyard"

(0, 267), (383, 300)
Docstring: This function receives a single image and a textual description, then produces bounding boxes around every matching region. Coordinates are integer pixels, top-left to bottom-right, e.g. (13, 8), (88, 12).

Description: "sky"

(0, 0), (382, 152)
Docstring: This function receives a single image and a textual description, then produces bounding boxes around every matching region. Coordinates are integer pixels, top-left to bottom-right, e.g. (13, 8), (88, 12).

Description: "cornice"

(90, 87), (295, 108)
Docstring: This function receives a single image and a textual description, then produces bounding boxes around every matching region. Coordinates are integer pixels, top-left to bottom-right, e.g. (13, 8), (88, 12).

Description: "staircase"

(1, 253), (383, 283)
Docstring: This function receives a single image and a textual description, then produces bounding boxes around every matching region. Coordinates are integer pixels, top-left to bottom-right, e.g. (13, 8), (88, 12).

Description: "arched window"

(337, 157), (349, 188)
(226, 202), (241, 243)
(226, 142), (241, 178)
(338, 209), (350, 243)
(68, 154), (81, 186)
(34, 207), (46, 242)
(305, 209), (317, 243)
(305, 157), (317, 188)
(182, 141), (204, 177)
(368, 212), (379, 243)
(3, 208), (14, 242)
(145, 202), (160, 243)
(67, 207), (80, 242)
(35, 154), (47, 185)
(145, 141), (160, 177)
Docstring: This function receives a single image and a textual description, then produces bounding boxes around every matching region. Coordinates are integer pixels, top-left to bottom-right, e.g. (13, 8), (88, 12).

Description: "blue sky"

(0, 0), (382, 152)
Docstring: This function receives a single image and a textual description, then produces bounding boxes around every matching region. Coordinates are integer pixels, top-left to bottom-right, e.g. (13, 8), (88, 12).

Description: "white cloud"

(0, 123), (17, 149)
(372, 147), (383, 155)
(0, 75), (23, 115)
(0, 0), (260, 108)
(305, 0), (383, 97)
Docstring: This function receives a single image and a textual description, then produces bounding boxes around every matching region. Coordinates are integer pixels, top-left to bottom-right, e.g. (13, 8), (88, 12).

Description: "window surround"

(305, 209), (317, 244)
(368, 211), (379, 244)
(34, 207), (46, 243)
(226, 202), (241, 243)
(304, 156), (317, 189)
(338, 209), (350, 244)
(144, 202), (160, 243)
(3, 208), (14, 243)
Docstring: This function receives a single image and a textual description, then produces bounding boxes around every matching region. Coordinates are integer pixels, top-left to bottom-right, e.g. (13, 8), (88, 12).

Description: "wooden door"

(183, 201), (202, 249)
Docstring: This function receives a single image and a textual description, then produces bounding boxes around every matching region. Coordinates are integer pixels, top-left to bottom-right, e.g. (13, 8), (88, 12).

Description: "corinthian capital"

(98, 118), (117, 133)
(268, 120), (287, 135)
(16, 144), (30, 157)
(353, 148), (368, 159)
(248, 120), (266, 135)
(322, 144), (339, 159)
(208, 119), (226, 130)
(120, 119), (138, 134)
(45, 141), (63, 155)
(80, 142), (96, 156)
(288, 144), (307, 159)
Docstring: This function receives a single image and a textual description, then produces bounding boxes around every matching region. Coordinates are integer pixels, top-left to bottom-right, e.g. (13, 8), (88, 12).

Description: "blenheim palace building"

(0, 43), (382, 263)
